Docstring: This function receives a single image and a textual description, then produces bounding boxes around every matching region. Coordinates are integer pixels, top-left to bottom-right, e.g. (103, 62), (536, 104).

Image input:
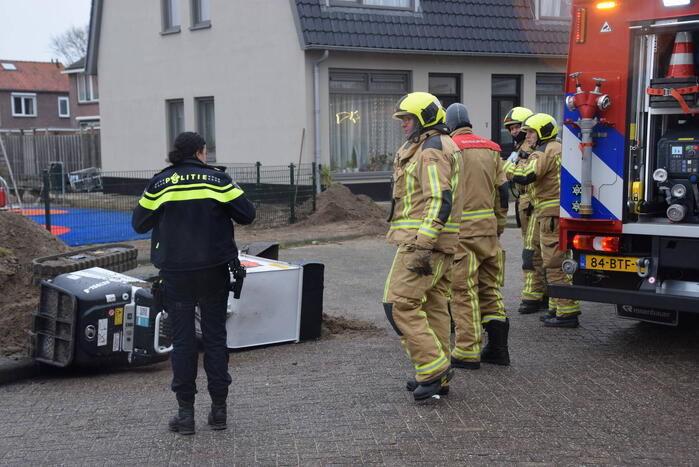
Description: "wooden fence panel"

(0, 132), (101, 187)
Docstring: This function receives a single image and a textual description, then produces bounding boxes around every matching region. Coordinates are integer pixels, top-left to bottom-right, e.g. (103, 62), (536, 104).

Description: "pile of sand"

(0, 212), (71, 356)
(321, 313), (384, 338)
(300, 184), (388, 226)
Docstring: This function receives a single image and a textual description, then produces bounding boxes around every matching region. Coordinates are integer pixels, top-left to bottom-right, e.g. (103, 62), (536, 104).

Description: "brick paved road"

(1, 229), (698, 466)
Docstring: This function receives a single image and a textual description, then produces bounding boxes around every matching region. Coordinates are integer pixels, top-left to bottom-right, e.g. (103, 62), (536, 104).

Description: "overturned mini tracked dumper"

(31, 243), (324, 368)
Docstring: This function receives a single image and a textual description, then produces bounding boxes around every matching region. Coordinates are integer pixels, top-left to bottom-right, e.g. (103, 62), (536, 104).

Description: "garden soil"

(0, 212), (71, 356)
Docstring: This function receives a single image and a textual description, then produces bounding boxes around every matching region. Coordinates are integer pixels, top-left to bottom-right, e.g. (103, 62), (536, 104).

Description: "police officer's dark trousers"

(161, 265), (232, 401)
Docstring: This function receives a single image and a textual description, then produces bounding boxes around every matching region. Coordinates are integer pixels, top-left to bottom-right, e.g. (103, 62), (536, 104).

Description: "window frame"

(161, 0), (181, 34)
(535, 0), (572, 21)
(57, 96), (70, 118)
(490, 74), (522, 155)
(428, 73), (462, 110)
(190, 0), (211, 30)
(328, 68), (411, 173)
(329, 0), (415, 11)
(166, 99), (185, 150)
(535, 72), (566, 128)
(195, 96), (216, 162)
(11, 93), (37, 117)
(77, 75), (99, 103)
(329, 69), (411, 95)
(536, 72), (566, 96)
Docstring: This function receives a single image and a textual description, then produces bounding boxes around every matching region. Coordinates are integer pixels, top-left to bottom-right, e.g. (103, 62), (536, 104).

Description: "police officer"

(502, 107), (549, 315)
(445, 103), (510, 368)
(132, 132), (256, 434)
(511, 114), (581, 328)
(383, 92), (464, 400)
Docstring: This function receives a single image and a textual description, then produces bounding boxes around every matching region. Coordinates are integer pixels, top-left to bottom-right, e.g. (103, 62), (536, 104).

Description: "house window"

(429, 73), (461, 110)
(58, 97), (70, 118)
(491, 75), (521, 155)
(536, 0), (572, 19)
(78, 75), (98, 103)
(162, 0), (181, 33)
(166, 99), (185, 149)
(11, 93), (36, 117)
(191, 0), (210, 28)
(331, 0), (413, 10)
(329, 69), (410, 172)
(536, 73), (565, 130)
(196, 97), (216, 162)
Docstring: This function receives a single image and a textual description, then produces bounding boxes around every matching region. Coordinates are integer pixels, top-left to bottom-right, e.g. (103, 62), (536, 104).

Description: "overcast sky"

(0, 0), (91, 63)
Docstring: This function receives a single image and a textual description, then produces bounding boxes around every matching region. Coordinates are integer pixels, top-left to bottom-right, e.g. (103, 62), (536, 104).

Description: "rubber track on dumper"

(31, 244), (138, 284)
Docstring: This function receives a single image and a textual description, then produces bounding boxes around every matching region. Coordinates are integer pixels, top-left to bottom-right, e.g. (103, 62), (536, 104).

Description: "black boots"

(539, 309), (556, 322)
(208, 395), (227, 430)
(169, 394), (228, 434)
(518, 298), (548, 314)
(451, 358), (480, 370)
(169, 395), (195, 435)
(406, 378), (450, 395)
(413, 367), (454, 401)
(543, 313), (580, 328)
(480, 319), (510, 366)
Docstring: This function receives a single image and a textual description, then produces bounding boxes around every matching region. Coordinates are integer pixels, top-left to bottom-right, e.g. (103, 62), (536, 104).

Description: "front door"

(491, 75), (521, 157)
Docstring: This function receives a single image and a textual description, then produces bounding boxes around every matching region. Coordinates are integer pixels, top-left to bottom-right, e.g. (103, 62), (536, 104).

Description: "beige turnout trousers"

(450, 236), (506, 363)
(384, 244), (453, 383)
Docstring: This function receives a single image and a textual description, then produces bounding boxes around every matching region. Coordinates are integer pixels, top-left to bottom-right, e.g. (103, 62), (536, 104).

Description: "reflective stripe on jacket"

(132, 158), (256, 271)
(386, 129), (464, 254)
(451, 128), (507, 237)
(514, 140), (562, 217)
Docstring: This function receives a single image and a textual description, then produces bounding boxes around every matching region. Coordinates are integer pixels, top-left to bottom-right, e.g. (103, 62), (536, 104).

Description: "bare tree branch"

(50, 25), (89, 66)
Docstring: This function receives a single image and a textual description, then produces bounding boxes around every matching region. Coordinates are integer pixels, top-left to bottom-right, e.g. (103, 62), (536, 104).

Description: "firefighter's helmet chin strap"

(409, 123), (449, 143)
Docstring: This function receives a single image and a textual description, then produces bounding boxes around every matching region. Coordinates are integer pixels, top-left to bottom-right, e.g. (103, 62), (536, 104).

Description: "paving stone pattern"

(1, 230), (698, 466)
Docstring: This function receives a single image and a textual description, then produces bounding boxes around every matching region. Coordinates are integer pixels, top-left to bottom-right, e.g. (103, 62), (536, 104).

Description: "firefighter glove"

(404, 244), (433, 276)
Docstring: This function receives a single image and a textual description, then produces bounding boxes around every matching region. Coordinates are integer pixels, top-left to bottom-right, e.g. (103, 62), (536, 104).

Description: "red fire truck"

(550, 0), (699, 325)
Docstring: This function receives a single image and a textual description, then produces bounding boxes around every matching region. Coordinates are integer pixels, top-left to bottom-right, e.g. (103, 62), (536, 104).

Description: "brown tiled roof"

(0, 60), (69, 92)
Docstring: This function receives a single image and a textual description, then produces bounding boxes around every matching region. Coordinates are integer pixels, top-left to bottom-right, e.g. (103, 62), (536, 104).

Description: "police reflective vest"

(132, 158), (256, 271)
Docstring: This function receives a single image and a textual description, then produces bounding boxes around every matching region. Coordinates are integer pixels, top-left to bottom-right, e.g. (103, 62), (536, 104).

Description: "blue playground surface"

(22, 207), (150, 246)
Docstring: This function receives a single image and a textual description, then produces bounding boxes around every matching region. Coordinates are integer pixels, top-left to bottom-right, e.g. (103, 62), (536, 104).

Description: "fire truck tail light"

(599, 236), (620, 252)
(596, 1), (618, 9)
(574, 8), (587, 44)
(572, 234), (620, 252)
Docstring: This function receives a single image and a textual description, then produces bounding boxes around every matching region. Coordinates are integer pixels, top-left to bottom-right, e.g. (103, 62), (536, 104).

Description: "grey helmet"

(445, 103), (471, 132)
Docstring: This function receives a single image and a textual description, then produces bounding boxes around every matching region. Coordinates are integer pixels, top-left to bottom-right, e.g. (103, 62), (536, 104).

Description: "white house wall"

(97, 0), (564, 173)
(98, 0), (309, 172)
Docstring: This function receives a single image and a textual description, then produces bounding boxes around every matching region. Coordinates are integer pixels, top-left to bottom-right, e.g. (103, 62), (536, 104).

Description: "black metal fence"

(31, 162), (316, 246)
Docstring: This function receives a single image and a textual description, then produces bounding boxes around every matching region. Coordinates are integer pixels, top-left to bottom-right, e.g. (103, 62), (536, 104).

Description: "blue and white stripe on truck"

(560, 95), (625, 221)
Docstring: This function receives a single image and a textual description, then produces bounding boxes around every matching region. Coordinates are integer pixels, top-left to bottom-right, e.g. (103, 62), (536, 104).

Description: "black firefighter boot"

(208, 394), (227, 430)
(480, 319), (510, 366)
(168, 395), (195, 435)
(518, 297), (548, 314)
(413, 367), (454, 401)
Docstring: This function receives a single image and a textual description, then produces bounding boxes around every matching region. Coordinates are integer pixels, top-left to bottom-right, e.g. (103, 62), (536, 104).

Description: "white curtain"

(536, 95), (564, 132)
(329, 94), (403, 171)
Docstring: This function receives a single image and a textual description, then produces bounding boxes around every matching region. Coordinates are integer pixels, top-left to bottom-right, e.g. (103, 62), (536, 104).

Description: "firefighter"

(132, 132), (256, 434)
(502, 107), (549, 315)
(383, 92), (464, 400)
(445, 103), (510, 368)
(511, 114), (582, 328)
